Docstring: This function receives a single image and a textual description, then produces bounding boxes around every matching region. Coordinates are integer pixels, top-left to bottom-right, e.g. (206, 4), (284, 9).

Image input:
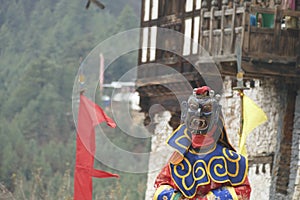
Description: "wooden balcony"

(136, 3), (300, 114)
(181, 3), (300, 78)
(138, 3), (300, 77)
(242, 5), (300, 78)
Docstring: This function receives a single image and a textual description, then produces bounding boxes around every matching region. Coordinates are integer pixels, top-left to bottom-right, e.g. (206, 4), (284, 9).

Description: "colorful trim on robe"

(166, 124), (192, 156)
(209, 186), (239, 200)
(169, 144), (248, 198)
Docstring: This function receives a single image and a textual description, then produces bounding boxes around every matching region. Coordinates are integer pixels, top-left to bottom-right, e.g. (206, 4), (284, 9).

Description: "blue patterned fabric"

(169, 144), (247, 198)
(153, 186), (175, 200)
(211, 187), (234, 200)
(167, 124), (192, 155)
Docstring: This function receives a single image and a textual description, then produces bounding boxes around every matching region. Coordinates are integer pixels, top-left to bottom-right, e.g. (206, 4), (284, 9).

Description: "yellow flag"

(238, 95), (268, 157)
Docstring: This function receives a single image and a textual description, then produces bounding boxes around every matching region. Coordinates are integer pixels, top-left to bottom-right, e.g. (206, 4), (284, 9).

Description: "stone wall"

(144, 77), (300, 200)
(222, 77), (279, 199)
(145, 110), (174, 200)
(221, 77), (279, 157)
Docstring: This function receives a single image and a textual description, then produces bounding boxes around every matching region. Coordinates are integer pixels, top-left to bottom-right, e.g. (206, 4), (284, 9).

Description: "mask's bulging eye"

(189, 102), (198, 110)
(188, 98), (199, 110)
(202, 104), (212, 113)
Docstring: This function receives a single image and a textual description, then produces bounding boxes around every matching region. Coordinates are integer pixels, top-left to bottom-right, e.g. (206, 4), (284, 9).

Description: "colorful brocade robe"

(154, 144), (251, 199)
(153, 125), (251, 200)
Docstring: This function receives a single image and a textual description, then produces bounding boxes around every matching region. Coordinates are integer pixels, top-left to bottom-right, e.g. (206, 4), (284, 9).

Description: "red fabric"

(191, 125), (217, 148)
(155, 163), (251, 200)
(195, 86), (211, 95)
(234, 178), (252, 199)
(74, 94), (119, 200)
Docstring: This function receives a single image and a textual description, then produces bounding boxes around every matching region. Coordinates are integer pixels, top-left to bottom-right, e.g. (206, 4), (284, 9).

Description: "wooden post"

(209, 7), (216, 53)
(199, 9), (205, 55)
(233, 81), (249, 140)
(239, 90), (244, 138)
(242, 3), (251, 54)
(273, 5), (281, 54)
(240, 3), (247, 54)
(230, 3), (237, 53)
(220, 6), (226, 55)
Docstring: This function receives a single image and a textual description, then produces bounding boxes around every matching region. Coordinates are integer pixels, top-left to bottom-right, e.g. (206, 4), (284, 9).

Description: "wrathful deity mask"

(181, 86), (221, 135)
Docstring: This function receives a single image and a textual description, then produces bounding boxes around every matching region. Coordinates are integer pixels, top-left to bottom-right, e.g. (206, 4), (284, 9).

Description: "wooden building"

(137, 0), (300, 124)
(137, 0), (300, 199)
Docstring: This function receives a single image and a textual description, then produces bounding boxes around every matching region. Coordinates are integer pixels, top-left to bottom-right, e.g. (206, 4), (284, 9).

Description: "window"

(183, 18), (192, 55)
(185, 0), (193, 12)
(185, 0), (201, 12)
(144, 0), (150, 21)
(141, 26), (157, 62)
(141, 27), (149, 62)
(196, 0), (202, 10)
(149, 26), (157, 61)
(151, 0), (159, 20)
(192, 16), (200, 54)
(144, 0), (160, 21)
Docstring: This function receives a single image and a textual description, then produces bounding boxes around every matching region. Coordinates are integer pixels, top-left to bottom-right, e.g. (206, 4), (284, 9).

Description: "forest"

(0, 0), (150, 199)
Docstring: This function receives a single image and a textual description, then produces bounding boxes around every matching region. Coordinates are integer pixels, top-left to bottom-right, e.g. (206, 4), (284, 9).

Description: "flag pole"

(233, 46), (268, 156)
(233, 45), (249, 142)
(233, 72), (249, 140)
(99, 53), (104, 94)
(78, 57), (86, 94)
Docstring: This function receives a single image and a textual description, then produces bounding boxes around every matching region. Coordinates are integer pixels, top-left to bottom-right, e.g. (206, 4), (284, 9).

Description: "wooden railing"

(138, 3), (300, 81)
(199, 4), (245, 57)
(197, 3), (300, 60)
(243, 4), (300, 61)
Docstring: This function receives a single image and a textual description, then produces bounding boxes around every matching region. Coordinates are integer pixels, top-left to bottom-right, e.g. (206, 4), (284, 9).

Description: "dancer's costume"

(153, 87), (251, 200)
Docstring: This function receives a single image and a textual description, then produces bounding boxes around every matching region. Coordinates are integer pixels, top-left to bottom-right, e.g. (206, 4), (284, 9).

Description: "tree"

(0, 0), (146, 198)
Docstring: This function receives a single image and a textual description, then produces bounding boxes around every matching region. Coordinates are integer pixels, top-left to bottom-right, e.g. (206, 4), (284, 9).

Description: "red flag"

(74, 94), (119, 200)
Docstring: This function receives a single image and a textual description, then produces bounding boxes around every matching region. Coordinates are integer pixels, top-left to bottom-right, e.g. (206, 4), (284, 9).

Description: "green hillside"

(0, 0), (150, 199)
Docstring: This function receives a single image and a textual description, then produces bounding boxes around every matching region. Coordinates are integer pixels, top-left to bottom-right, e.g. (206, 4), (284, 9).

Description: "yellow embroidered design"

(175, 135), (190, 152)
(170, 144), (248, 198)
(208, 156), (228, 182)
(153, 185), (173, 200)
(226, 186), (238, 200)
(193, 160), (208, 181)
